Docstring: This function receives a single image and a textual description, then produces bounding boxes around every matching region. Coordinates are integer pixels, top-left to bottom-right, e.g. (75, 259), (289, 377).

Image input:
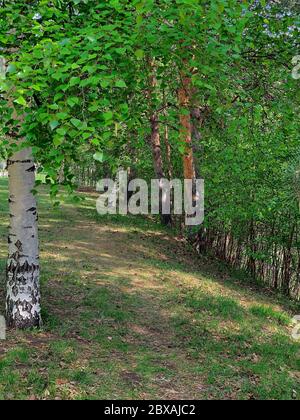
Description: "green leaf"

(88, 104), (99, 112)
(67, 97), (79, 107)
(93, 151), (104, 162)
(57, 112), (69, 120)
(135, 49), (145, 59)
(57, 127), (67, 136)
(7, 64), (17, 74)
(70, 118), (82, 128)
(116, 47), (127, 55)
(48, 104), (59, 110)
(91, 138), (100, 146)
(14, 96), (27, 106)
(31, 84), (42, 92)
(100, 80), (110, 88)
(50, 120), (59, 131)
(102, 111), (113, 122)
(69, 77), (81, 87)
(82, 132), (91, 140)
(53, 136), (64, 146)
(115, 80), (127, 88)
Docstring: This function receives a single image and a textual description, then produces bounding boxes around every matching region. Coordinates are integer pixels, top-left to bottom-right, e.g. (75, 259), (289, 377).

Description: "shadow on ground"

(0, 179), (299, 400)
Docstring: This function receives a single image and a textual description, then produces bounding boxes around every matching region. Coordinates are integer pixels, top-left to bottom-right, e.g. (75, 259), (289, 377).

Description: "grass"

(0, 177), (299, 400)
(249, 305), (291, 326)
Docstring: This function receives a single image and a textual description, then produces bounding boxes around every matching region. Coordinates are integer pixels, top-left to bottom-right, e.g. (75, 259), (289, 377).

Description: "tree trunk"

(148, 61), (171, 226)
(150, 112), (164, 180)
(6, 148), (41, 329)
(150, 113), (172, 226)
(178, 74), (195, 181)
(178, 73), (196, 230)
(164, 124), (173, 180)
(162, 89), (173, 180)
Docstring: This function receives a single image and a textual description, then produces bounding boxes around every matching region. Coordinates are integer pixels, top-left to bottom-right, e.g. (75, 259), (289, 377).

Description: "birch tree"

(0, 0), (136, 328)
(148, 60), (172, 225)
(0, 57), (41, 328)
(6, 148), (41, 328)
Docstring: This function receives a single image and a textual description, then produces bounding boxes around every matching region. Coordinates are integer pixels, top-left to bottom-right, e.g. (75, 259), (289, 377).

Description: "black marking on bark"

(7, 304), (41, 329)
(9, 251), (19, 262)
(31, 292), (38, 305)
(6, 259), (41, 329)
(12, 285), (18, 297)
(8, 260), (39, 274)
(7, 159), (33, 166)
(22, 260), (29, 272)
(27, 207), (37, 213)
(17, 276), (27, 285)
(15, 240), (23, 251)
(7, 260), (14, 272)
(26, 165), (35, 172)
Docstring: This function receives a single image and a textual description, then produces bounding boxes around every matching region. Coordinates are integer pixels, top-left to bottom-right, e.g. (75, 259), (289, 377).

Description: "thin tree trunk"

(150, 112), (164, 180)
(164, 125), (173, 180)
(178, 72), (196, 230)
(148, 60), (171, 226)
(162, 89), (173, 180)
(178, 74), (195, 181)
(6, 148), (41, 329)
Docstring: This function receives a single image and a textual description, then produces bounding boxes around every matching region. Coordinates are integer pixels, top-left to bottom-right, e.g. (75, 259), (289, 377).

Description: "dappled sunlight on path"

(0, 182), (299, 400)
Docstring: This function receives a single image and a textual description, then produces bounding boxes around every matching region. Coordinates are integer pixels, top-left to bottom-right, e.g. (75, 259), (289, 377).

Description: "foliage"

(0, 0), (299, 296)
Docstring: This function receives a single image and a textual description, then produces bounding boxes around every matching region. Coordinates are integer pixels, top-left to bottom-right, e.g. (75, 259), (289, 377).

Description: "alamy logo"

(96, 170), (205, 226)
(0, 316), (6, 340)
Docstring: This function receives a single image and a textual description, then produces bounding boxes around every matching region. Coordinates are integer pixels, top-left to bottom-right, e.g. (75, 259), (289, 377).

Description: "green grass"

(0, 177), (299, 400)
(183, 292), (245, 320)
(249, 304), (291, 326)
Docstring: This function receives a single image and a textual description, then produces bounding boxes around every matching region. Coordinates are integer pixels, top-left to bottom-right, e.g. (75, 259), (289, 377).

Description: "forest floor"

(0, 178), (299, 400)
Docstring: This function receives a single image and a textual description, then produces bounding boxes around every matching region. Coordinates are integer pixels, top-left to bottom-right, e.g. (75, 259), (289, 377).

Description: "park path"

(0, 188), (298, 400)
(38, 194), (211, 399)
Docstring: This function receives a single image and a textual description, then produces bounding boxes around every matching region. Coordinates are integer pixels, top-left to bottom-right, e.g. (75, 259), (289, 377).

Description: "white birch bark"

(6, 148), (41, 328)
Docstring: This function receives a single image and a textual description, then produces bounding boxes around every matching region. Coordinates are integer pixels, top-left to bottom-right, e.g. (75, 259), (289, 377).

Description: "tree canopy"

(0, 0), (300, 296)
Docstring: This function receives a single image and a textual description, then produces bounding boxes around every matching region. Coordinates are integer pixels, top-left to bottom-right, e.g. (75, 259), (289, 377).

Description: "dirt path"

(38, 198), (209, 399)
